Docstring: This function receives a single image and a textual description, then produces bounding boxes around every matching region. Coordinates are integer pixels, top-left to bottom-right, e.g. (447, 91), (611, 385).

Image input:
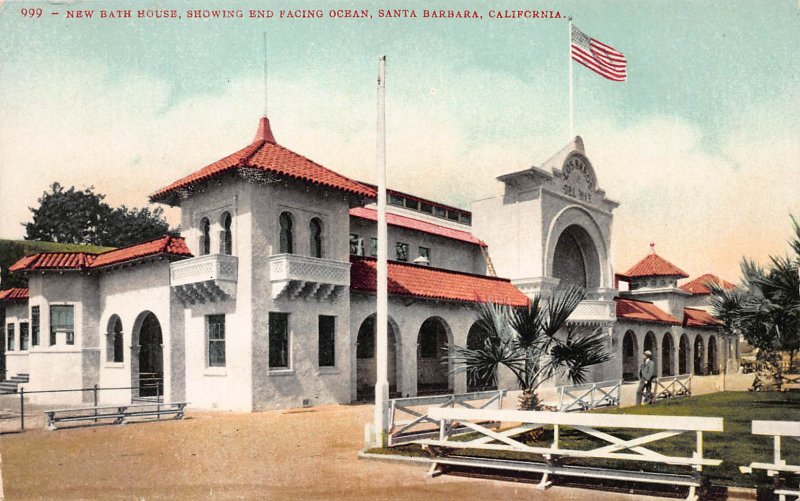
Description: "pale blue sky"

(1, 0), (798, 279)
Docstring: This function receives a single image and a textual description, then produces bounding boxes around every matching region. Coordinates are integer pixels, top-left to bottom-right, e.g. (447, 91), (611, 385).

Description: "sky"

(0, 0), (798, 282)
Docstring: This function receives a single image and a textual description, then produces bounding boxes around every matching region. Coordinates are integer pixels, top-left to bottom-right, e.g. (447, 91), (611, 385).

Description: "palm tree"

(710, 216), (800, 376)
(448, 284), (611, 410)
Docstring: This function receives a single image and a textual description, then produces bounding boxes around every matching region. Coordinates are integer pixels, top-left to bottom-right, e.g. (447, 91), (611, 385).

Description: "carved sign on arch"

(561, 154), (596, 204)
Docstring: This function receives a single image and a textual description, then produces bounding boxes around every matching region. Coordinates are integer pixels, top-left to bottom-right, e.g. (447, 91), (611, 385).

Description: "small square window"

(395, 242), (409, 261)
(447, 210), (460, 221)
(420, 203), (433, 214)
(370, 238), (378, 257)
(405, 199), (419, 210)
(389, 194), (404, 206)
(349, 234), (363, 256)
(418, 246), (430, 262)
(459, 213), (472, 225)
(434, 206), (446, 218)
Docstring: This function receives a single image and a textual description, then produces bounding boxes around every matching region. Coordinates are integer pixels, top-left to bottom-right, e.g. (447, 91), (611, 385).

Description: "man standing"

(636, 350), (655, 405)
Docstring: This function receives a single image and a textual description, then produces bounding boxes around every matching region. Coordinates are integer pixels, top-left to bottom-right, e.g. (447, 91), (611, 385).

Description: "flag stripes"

(571, 24), (627, 82)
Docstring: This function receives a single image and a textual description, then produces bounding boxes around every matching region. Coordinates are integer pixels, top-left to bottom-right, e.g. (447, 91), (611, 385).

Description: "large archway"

(707, 336), (718, 375)
(693, 336), (705, 375)
(466, 321), (496, 392)
(622, 330), (638, 381)
(355, 315), (398, 401)
(551, 224), (601, 289)
(661, 333), (674, 377)
(132, 312), (163, 399)
(679, 334), (690, 375)
(644, 331), (659, 377)
(417, 317), (451, 395)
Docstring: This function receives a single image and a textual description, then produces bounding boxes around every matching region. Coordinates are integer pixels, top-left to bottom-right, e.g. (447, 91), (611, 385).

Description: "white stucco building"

(0, 116), (735, 410)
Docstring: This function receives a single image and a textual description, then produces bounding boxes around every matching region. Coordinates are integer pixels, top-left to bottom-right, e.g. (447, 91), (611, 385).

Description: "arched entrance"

(622, 330), (638, 381)
(679, 334), (690, 375)
(552, 224), (601, 288)
(661, 333), (674, 377)
(466, 321), (496, 391)
(355, 315), (398, 401)
(693, 336), (705, 375)
(644, 331), (659, 377)
(417, 318), (451, 395)
(133, 312), (163, 399)
(707, 336), (718, 375)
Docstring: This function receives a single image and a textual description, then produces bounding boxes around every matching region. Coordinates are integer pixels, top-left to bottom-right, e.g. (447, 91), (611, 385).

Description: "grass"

(369, 391), (800, 489)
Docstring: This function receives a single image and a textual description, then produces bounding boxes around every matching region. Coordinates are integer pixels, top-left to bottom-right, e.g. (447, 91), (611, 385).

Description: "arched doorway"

(707, 336), (718, 375)
(417, 318), (451, 395)
(644, 331), (659, 377)
(622, 330), (638, 381)
(693, 336), (705, 375)
(466, 322), (496, 392)
(552, 224), (601, 289)
(679, 334), (690, 375)
(355, 315), (398, 401)
(661, 333), (674, 377)
(133, 312), (163, 399)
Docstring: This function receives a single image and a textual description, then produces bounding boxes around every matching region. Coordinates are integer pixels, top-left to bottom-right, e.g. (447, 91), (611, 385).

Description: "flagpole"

(373, 55), (390, 448)
(568, 16), (574, 139)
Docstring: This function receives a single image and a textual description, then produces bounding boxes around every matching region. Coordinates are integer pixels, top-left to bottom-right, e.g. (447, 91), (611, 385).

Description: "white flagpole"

(568, 17), (574, 139)
(373, 55), (390, 447)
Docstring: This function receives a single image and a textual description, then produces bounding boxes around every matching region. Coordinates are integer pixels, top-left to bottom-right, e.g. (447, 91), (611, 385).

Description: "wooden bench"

(740, 420), (800, 501)
(45, 402), (187, 430)
(544, 380), (621, 412)
(780, 373), (800, 392)
(416, 407), (723, 500)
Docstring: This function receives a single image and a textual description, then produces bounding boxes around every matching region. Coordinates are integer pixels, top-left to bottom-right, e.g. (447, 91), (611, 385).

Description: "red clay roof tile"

(350, 256), (528, 307)
(349, 207), (485, 246)
(614, 297), (681, 325)
(8, 236), (192, 272)
(620, 252), (689, 279)
(679, 274), (736, 295)
(0, 288), (29, 302)
(150, 117), (376, 205)
(683, 307), (724, 328)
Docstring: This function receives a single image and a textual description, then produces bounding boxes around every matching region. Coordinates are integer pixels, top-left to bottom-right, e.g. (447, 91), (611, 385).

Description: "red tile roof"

(8, 236), (192, 272)
(679, 274), (736, 295)
(614, 297), (681, 325)
(90, 235), (192, 268)
(619, 248), (689, 279)
(0, 288), (29, 302)
(683, 307), (724, 328)
(150, 117), (376, 205)
(350, 256), (529, 307)
(349, 207), (485, 246)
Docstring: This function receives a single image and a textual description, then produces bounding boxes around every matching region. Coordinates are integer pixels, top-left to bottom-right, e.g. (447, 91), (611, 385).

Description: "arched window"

(200, 217), (211, 256)
(221, 212), (233, 255)
(310, 217), (323, 258)
(107, 316), (124, 363)
(279, 212), (294, 254)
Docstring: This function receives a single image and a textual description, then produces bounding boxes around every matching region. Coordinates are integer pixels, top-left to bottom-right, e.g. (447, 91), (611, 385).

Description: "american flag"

(571, 24), (627, 82)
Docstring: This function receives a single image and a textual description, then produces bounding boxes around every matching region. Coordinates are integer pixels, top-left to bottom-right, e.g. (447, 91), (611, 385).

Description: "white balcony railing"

(170, 254), (238, 305)
(269, 254), (349, 301)
(569, 299), (616, 324)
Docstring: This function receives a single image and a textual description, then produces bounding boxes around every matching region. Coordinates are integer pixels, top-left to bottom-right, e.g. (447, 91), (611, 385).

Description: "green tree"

(24, 183), (169, 247)
(448, 284), (611, 410)
(710, 216), (800, 373)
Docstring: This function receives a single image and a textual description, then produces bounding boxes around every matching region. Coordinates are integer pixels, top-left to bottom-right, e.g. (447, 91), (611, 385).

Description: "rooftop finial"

(253, 116), (276, 144)
(649, 242), (656, 254)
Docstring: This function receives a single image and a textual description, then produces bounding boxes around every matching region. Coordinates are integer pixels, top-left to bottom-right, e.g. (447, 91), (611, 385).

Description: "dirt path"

(0, 402), (668, 500)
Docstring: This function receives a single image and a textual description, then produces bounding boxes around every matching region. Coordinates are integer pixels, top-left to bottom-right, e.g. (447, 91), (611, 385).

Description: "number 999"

(21, 8), (43, 18)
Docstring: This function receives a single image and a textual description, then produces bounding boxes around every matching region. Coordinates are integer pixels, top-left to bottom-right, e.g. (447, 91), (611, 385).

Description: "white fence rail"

(387, 390), (505, 446)
(653, 374), (692, 401)
(554, 379), (621, 412)
(740, 420), (800, 501)
(417, 407), (723, 500)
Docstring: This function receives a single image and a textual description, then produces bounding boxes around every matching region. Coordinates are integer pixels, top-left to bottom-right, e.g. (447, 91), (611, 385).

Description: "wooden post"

(19, 386), (25, 431)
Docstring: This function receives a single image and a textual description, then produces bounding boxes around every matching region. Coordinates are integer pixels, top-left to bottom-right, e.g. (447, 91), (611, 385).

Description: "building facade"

(0, 116), (736, 410)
